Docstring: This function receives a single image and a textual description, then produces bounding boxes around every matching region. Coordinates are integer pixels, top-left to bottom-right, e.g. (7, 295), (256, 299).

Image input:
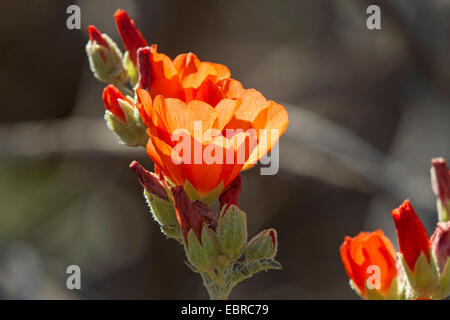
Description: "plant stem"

(201, 266), (232, 300)
(200, 260), (281, 300)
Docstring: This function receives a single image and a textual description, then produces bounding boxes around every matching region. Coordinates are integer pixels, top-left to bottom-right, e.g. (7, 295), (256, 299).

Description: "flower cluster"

(340, 158), (450, 300)
(86, 9), (288, 299)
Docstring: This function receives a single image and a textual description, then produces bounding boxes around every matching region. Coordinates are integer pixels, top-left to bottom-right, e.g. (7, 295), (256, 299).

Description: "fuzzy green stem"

(200, 260), (281, 300)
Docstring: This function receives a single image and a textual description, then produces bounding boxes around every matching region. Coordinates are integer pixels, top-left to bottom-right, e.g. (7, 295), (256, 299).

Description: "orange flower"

(105, 10), (289, 196)
(135, 78), (288, 196)
(131, 45), (287, 197)
(340, 230), (398, 298)
(392, 199), (431, 271)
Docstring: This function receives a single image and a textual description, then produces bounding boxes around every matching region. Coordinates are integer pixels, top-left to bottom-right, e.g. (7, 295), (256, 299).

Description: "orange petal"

(209, 62), (231, 80)
(219, 78), (245, 99)
(193, 77), (225, 106)
(243, 100), (288, 169)
(150, 78), (183, 100)
(215, 99), (241, 132)
(150, 44), (178, 81)
(162, 98), (219, 136)
(150, 134), (187, 186)
(225, 89), (270, 132)
(145, 136), (164, 173)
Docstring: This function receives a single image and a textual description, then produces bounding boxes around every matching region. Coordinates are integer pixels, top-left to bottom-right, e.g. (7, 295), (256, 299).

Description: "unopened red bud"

(129, 161), (168, 201)
(137, 47), (153, 90)
(102, 85), (128, 122)
(392, 199), (431, 272)
(114, 9), (147, 65)
(86, 27), (127, 84)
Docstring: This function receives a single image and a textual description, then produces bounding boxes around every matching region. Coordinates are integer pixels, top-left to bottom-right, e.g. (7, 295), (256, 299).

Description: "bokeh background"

(0, 0), (449, 299)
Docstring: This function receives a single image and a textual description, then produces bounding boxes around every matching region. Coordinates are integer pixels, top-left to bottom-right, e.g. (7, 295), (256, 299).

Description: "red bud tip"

(268, 230), (276, 247)
(114, 9), (147, 65)
(88, 25), (108, 48)
(137, 47), (153, 90)
(129, 161), (169, 201)
(102, 85), (127, 122)
(171, 186), (204, 243)
(392, 199), (431, 271)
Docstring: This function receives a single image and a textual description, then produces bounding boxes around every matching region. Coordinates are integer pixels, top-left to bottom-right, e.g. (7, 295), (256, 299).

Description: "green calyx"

(245, 229), (277, 262)
(86, 34), (128, 85)
(401, 251), (439, 299)
(184, 180), (224, 206)
(432, 258), (450, 299)
(186, 227), (222, 273)
(123, 51), (138, 87)
(217, 205), (247, 261)
(104, 99), (148, 147)
(363, 277), (405, 300)
(437, 199), (449, 223)
(143, 184), (182, 242)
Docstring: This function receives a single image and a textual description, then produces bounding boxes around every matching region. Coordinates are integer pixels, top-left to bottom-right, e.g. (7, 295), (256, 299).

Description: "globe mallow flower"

(90, 10), (288, 200)
(340, 230), (399, 299)
(134, 51), (288, 198)
(392, 200), (439, 298)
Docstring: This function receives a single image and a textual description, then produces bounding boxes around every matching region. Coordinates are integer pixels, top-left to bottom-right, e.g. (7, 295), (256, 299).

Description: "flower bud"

(103, 85), (148, 147)
(130, 161), (180, 240)
(102, 84), (128, 122)
(114, 9), (147, 66)
(86, 25), (127, 84)
(431, 158), (450, 222)
(137, 47), (153, 90)
(130, 161), (169, 201)
(392, 200), (431, 272)
(245, 229), (277, 262)
(392, 200), (439, 297)
(217, 204), (247, 260)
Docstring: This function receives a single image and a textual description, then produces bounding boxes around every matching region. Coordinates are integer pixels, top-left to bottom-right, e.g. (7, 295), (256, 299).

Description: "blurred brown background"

(0, 0), (449, 299)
